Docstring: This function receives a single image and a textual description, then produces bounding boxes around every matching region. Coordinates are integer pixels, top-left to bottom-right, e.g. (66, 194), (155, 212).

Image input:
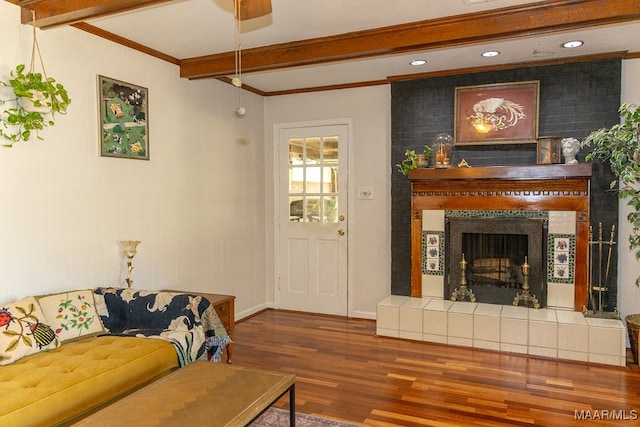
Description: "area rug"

(251, 407), (363, 427)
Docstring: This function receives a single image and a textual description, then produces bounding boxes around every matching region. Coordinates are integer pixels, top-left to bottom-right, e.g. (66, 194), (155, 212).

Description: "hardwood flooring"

(233, 310), (640, 427)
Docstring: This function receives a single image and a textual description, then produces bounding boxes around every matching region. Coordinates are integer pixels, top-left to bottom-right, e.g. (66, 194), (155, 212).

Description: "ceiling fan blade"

(235, 0), (272, 21)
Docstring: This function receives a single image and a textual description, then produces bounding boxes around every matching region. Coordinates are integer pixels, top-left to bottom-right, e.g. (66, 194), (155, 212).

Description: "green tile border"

(446, 210), (548, 219)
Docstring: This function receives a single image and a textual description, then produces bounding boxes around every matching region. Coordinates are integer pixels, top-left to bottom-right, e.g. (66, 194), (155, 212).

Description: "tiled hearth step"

(376, 295), (626, 367)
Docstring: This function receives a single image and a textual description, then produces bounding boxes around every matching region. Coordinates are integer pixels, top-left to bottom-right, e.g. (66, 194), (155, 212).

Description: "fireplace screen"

(447, 217), (547, 307)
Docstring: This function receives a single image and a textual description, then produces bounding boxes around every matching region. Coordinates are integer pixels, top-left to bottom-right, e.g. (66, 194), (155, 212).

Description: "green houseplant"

(0, 64), (71, 146)
(581, 102), (640, 363)
(396, 145), (433, 175)
(582, 103), (640, 279)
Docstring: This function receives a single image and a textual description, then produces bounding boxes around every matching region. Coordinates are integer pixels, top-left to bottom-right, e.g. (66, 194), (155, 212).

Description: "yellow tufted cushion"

(0, 335), (178, 427)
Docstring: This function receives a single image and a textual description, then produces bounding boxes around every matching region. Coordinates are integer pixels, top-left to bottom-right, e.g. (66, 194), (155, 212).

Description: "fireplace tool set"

(583, 223), (620, 319)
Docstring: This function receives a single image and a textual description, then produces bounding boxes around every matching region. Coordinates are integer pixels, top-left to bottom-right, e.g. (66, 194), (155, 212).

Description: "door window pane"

(323, 137), (339, 163)
(289, 196), (304, 222)
(306, 138), (321, 163)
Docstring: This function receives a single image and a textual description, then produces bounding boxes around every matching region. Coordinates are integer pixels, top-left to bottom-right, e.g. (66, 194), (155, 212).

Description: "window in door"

(288, 136), (339, 223)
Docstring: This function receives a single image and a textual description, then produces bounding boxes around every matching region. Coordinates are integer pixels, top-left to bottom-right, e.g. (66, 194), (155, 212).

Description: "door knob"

(338, 229), (345, 236)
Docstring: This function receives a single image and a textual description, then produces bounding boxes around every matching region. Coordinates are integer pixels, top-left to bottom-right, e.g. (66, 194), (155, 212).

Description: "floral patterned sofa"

(0, 288), (231, 426)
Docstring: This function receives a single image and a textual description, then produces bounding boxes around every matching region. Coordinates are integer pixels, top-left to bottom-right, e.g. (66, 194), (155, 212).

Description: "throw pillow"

(0, 296), (60, 365)
(37, 290), (105, 342)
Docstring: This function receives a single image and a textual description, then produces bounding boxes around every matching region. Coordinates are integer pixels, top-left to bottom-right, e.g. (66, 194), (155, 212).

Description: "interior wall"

(0, 2), (267, 318)
(264, 86), (391, 319)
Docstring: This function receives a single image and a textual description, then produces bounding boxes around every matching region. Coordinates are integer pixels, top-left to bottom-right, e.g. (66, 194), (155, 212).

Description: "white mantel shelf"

(377, 295), (626, 367)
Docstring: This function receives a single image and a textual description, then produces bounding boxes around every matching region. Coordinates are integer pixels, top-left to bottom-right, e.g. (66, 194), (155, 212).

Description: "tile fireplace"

(378, 164), (627, 366)
(409, 164), (592, 311)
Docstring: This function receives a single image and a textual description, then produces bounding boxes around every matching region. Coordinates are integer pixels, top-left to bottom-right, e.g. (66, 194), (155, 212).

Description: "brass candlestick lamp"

(450, 254), (476, 302)
(121, 240), (141, 288)
(513, 256), (540, 309)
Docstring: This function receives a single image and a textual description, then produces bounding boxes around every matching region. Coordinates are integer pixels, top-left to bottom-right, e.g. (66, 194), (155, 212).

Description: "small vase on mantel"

(415, 153), (429, 168)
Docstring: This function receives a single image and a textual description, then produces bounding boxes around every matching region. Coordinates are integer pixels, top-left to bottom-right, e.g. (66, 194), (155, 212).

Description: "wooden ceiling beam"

(8, 0), (177, 28)
(180, 0), (640, 79)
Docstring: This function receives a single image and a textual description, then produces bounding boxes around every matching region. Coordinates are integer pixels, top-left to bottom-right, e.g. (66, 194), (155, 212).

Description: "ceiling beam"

(180, 0), (640, 79)
(8, 0), (177, 28)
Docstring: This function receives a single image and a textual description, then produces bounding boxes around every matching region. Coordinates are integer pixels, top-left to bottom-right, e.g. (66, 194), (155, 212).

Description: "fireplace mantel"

(408, 164), (592, 311)
(408, 163), (592, 182)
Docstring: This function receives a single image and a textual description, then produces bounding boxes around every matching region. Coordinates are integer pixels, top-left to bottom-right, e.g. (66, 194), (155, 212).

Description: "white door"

(277, 123), (348, 316)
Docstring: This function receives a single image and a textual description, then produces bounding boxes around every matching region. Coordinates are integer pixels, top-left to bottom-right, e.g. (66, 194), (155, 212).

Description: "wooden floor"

(233, 310), (640, 427)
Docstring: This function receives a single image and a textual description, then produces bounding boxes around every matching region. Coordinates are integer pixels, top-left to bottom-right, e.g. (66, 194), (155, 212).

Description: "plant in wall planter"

(0, 64), (71, 146)
(581, 102), (640, 363)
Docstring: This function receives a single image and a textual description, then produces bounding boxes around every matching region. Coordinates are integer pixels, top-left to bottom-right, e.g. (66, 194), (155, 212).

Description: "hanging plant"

(0, 15), (71, 147)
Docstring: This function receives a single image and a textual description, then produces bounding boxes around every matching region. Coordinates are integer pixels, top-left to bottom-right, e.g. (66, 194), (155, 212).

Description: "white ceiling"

(86, 0), (640, 93)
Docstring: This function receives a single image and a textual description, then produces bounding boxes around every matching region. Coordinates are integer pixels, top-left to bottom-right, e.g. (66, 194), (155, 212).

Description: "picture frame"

(98, 75), (149, 160)
(454, 81), (539, 145)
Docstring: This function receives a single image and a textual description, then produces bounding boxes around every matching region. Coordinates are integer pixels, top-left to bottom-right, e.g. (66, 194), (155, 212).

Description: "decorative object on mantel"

(121, 240), (141, 288)
(561, 137), (580, 164)
(454, 81), (539, 145)
(431, 133), (453, 168)
(450, 254), (476, 302)
(0, 12), (71, 147)
(513, 257), (540, 309)
(457, 159), (471, 168)
(396, 144), (432, 175)
(536, 136), (562, 164)
(583, 223), (619, 319)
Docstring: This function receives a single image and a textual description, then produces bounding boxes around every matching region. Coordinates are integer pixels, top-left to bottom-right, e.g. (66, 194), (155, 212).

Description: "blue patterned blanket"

(94, 288), (231, 366)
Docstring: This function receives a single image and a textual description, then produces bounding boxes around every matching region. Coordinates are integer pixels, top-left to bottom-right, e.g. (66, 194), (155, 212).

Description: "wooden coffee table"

(73, 361), (295, 426)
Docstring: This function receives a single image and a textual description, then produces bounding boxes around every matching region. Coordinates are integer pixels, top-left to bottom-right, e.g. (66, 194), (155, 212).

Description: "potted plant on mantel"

(581, 102), (640, 363)
(0, 64), (71, 146)
(396, 144), (433, 176)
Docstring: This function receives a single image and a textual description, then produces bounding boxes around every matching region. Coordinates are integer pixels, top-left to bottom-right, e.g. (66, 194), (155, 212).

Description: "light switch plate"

(358, 187), (374, 200)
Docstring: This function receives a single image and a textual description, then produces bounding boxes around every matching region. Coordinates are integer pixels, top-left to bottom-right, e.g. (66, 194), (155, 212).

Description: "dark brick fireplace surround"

(391, 59), (621, 312)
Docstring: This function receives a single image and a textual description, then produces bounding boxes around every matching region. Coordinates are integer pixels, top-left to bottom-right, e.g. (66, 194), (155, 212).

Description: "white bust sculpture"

(561, 137), (580, 164)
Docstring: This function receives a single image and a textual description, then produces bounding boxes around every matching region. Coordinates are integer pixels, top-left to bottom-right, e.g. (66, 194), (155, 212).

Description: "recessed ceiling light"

(410, 59), (427, 66)
(481, 51), (500, 58)
(563, 40), (583, 48)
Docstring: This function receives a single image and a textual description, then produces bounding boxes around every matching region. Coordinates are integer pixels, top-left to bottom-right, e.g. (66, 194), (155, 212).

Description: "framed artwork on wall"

(454, 80), (539, 145)
(98, 75), (149, 160)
